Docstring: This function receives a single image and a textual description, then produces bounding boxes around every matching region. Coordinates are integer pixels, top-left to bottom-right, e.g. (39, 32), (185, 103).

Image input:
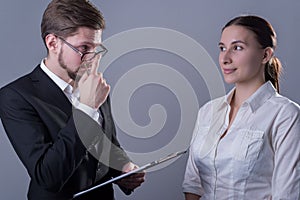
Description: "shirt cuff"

(73, 99), (99, 123)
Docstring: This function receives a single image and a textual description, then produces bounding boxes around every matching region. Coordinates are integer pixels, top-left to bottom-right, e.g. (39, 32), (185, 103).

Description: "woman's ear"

(45, 34), (60, 54)
(262, 47), (274, 64)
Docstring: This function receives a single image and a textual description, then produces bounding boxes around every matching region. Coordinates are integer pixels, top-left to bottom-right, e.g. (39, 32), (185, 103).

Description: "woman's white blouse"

(183, 81), (300, 200)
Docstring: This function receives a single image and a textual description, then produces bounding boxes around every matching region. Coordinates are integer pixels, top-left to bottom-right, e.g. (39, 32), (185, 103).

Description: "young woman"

(183, 15), (300, 200)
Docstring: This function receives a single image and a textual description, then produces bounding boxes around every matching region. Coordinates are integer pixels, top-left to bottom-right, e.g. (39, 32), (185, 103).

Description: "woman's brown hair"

(222, 15), (282, 92)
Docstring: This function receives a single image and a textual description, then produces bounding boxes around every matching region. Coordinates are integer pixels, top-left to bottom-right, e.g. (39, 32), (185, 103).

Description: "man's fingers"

(78, 71), (89, 86)
(89, 56), (101, 75)
(98, 73), (105, 84)
(98, 74), (111, 93)
(118, 175), (145, 189)
(90, 64), (97, 75)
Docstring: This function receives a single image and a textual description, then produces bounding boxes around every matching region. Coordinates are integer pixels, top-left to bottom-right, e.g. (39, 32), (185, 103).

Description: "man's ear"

(45, 34), (60, 54)
(262, 47), (274, 64)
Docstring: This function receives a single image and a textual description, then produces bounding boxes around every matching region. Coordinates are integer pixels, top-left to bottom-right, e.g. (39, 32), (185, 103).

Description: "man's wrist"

(73, 99), (99, 122)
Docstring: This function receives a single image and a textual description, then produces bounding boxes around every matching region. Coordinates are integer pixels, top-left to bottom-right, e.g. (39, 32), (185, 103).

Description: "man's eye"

(79, 45), (89, 52)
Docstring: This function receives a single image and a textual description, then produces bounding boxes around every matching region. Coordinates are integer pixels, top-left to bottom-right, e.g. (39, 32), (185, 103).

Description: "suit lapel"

(99, 100), (113, 134)
(29, 66), (72, 116)
(29, 66), (114, 140)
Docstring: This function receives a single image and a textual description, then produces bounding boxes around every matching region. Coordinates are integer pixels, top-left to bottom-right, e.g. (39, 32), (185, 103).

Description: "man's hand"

(116, 162), (146, 191)
(77, 58), (110, 109)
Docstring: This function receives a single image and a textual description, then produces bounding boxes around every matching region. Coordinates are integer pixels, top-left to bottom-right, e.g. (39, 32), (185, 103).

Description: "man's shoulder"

(0, 66), (41, 104)
(0, 65), (40, 92)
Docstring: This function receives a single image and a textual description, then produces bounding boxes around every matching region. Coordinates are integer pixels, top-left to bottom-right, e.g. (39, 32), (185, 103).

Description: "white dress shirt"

(40, 60), (102, 124)
(183, 81), (300, 200)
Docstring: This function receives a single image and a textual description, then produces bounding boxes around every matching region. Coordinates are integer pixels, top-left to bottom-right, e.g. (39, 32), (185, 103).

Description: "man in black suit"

(0, 0), (145, 199)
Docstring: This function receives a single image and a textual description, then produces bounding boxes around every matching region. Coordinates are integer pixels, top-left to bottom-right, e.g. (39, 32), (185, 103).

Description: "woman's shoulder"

(271, 93), (300, 115)
(273, 93), (299, 107)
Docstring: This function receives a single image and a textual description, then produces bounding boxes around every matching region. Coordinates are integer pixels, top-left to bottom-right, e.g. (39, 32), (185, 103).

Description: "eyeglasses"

(58, 37), (108, 62)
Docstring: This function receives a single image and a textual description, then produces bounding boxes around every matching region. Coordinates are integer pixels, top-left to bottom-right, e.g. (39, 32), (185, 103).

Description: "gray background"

(0, 0), (299, 200)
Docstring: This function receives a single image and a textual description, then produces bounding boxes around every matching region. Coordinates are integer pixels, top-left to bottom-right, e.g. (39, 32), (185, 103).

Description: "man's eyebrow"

(79, 41), (94, 45)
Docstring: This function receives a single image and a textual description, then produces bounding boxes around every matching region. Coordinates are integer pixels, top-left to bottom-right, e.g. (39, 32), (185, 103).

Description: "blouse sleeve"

(182, 109), (205, 197)
(272, 101), (300, 199)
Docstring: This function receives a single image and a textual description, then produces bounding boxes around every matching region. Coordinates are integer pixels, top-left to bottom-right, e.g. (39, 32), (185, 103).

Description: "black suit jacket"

(0, 66), (130, 200)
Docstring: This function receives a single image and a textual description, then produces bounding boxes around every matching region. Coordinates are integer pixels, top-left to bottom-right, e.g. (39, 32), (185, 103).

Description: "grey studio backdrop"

(0, 1), (299, 200)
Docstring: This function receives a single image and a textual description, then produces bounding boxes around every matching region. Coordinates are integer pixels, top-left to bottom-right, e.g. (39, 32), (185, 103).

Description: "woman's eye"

(219, 46), (226, 52)
(233, 45), (243, 51)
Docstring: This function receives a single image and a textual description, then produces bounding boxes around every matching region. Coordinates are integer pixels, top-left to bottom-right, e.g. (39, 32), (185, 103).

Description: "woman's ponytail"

(223, 15), (281, 92)
(265, 56), (282, 93)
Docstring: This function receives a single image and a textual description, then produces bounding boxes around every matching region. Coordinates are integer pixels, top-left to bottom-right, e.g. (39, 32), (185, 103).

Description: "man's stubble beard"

(58, 49), (81, 81)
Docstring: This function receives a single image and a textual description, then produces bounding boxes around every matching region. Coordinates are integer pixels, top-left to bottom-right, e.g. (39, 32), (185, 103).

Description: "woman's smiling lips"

(222, 68), (237, 74)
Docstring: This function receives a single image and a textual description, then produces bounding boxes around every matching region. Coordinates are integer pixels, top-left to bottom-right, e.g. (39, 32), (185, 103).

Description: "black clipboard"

(73, 150), (187, 198)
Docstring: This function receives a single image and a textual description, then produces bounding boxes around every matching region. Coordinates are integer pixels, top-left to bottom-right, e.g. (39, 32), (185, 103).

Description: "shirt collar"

(40, 59), (72, 93)
(224, 81), (277, 112)
(246, 81), (277, 112)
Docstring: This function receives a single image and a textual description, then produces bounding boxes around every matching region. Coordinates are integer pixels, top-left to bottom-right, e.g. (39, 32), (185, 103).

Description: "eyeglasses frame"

(58, 36), (108, 61)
